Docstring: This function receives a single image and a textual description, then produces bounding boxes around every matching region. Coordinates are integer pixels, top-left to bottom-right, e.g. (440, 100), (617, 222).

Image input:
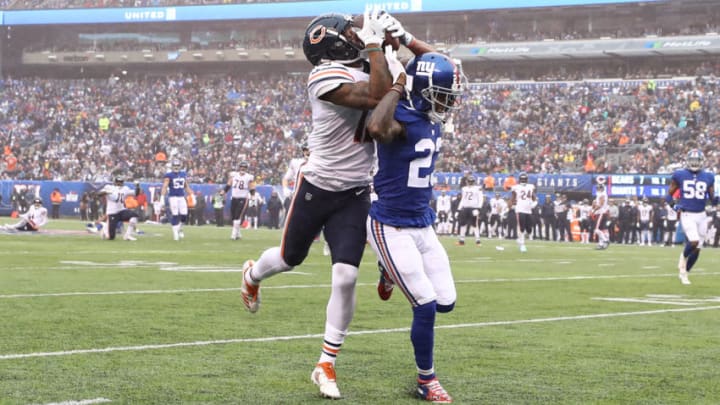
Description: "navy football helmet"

(33, 197), (43, 206)
(114, 176), (124, 186)
(519, 172), (529, 184)
(405, 52), (466, 124)
(686, 149), (704, 172)
(302, 13), (363, 66)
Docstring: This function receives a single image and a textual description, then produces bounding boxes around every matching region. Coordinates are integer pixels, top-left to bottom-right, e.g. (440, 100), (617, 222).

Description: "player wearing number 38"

(365, 51), (466, 403)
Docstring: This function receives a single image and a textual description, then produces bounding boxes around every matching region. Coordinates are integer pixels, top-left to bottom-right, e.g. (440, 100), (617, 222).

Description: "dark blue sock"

(686, 250), (700, 272)
(412, 301), (437, 382)
(683, 243), (694, 258)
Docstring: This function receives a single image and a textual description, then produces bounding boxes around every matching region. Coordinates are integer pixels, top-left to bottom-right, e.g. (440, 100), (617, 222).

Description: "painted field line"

(39, 398), (111, 405)
(2, 305), (720, 361)
(2, 272), (720, 299)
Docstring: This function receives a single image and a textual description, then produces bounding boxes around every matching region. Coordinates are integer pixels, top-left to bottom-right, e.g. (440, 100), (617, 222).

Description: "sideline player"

(1, 197), (48, 232)
(510, 172), (537, 252)
(225, 161), (254, 240)
(667, 149), (717, 285)
(456, 176), (483, 246)
(161, 159), (194, 241)
(365, 51), (464, 403)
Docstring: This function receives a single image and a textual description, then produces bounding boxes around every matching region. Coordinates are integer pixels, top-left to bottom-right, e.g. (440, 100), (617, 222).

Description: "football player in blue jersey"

(161, 159), (194, 241)
(666, 148), (717, 285)
(365, 51), (465, 404)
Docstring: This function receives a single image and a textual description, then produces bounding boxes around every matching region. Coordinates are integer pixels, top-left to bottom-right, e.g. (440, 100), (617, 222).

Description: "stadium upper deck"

(0, 0), (718, 79)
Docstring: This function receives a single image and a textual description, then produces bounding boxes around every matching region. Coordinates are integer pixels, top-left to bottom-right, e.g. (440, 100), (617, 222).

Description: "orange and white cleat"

(311, 362), (341, 399)
(417, 378), (453, 403)
(241, 260), (261, 313)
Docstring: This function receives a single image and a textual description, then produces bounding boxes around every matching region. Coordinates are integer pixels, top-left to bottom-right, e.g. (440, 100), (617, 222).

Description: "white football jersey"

(490, 197), (505, 215)
(303, 62), (375, 191)
(458, 185), (483, 209)
(511, 183), (535, 214)
(436, 194), (452, 213)
(666, 205), (678, 221)
(230, 171), (254, 199)
(578, 204), (592, 220)
(638, 204), (653, 222)
(247, 193), (264, 208)
(102, 184), (134, 215)
(594, 190), (609, 215)
(23, 205), (48, 228)
(283, 157), (307, 193)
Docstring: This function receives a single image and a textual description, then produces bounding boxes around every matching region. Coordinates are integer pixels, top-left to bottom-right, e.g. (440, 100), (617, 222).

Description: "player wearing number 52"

(666, 148), (717, 285)
(365, 52), (466, 403)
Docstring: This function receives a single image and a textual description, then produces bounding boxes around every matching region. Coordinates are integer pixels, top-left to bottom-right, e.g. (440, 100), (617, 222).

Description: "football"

(353, 14), (401, 51)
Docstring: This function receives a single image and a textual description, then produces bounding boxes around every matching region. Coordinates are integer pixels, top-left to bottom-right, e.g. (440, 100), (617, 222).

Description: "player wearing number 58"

(666, 148), (717, 285)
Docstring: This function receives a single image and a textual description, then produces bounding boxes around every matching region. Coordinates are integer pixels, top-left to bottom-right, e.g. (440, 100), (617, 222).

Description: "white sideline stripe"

(2, 272), (720, 299)
(3, 306), (719, 361)
(39, 398), (111, 405)
(592, 298), (698, 306)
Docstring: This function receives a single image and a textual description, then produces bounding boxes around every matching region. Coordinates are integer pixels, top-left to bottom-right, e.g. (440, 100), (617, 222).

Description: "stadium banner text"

(1, 0), (661, 26)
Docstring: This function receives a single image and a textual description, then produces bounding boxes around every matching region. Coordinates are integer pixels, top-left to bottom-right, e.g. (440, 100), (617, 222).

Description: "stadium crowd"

(1, 65), (718, 185)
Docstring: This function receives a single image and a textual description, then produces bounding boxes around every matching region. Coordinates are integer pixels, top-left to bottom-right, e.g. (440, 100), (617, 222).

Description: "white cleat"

(311, 362), (341, 399)
(123, 235), (137, 241)
(519, 245), (527, 253)
(178, 230), (185, 240)
(679, 271), (691, 285)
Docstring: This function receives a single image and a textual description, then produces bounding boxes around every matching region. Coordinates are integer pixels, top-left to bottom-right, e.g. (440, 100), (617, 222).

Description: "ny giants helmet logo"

(415, 61), (435, 76)
(308, 25), (327, 45)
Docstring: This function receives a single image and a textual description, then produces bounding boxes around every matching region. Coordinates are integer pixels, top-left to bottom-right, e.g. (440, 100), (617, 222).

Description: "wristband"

(365, 47), (383, 53)
(400, 32), (415, 46)
(388, 86), (404, 96)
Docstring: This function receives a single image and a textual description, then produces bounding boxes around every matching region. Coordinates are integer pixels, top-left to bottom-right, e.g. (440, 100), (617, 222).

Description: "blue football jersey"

(370, 102), (440, 228)
(671, 168), (715, 212)
(164, 171), (188, 197)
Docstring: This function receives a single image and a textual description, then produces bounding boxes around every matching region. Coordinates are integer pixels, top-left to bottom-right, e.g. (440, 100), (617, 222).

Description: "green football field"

(1, 220), (719, 404)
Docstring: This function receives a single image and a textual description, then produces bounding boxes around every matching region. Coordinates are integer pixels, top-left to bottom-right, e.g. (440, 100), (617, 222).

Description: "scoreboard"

(598, 174), (720, 199)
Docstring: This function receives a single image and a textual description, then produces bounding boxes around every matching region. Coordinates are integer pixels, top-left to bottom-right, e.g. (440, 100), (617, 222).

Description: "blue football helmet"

(686, 149), (704, 172)
(302, 13), (363, 66)
(405, 53), (466, 124)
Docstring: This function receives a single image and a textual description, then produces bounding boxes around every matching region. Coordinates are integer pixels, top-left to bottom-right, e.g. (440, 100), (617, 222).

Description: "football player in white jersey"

(224, 161), (255, 240)
(663, 200), (678, 246)
(240, 10), (434, 400)
(456, 176), (483, 246)
(489, 193), (506, 238)
(435, 191), (452, 235)
(577, 199), (593, 244)
(592, 184), (610, 249)
(510, 172), (537, 252)
(245, 189), (264, 230)
(1, 197), (48, 232)
(637, 197), (653, 246)
(281, 142), (310, 200)
(97, 176), (140, 241)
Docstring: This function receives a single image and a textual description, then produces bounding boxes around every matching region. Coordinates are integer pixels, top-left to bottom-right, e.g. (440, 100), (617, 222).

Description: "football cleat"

(377, 263), (394, 301)
(475, 240), (482, 246)
(678, 271), (691, 285)
(416, 378), (452, 403)
(311, 362), (341, 399)
(455, 240), (465, 246)
(241, 260), (261, 313)
(519, 245), (527, 253)
(123, 235), (137, 241)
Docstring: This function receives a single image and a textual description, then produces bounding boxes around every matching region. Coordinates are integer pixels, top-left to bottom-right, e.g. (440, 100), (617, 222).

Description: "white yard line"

(3, 305), (719, 361)
(2, 272), (719, 299)
(38, 398), (111, 405)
